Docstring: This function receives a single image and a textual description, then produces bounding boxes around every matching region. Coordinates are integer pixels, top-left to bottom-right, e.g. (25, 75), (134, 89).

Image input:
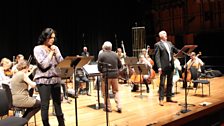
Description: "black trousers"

(37, 83), (63, 123)
(159, 69), (174, 100)
(75, 76), (90, 92)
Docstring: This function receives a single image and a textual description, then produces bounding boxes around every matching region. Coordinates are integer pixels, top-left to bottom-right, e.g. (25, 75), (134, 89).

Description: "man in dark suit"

(154, 30), (179, 106)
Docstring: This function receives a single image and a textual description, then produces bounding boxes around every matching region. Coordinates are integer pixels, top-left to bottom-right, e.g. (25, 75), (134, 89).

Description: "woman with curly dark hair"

(33, 28), (65, 126)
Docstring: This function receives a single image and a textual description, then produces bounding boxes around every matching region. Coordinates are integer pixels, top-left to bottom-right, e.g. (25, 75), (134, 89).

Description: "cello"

(182, 52), (202, 82)
(118, 41), (133, 81)
(129, 54), (155, 84)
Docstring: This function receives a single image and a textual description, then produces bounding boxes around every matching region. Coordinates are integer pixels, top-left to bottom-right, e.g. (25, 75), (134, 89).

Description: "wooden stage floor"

(23, 75), (224, 126)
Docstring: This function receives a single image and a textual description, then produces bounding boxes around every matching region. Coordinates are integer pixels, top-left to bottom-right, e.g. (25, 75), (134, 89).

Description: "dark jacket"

(97, 51), (122, 78)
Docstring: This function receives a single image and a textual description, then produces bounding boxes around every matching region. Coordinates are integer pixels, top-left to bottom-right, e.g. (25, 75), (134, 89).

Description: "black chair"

(190, 66), (211, 97)
(1, 84), (37, 126)
(0, 89), (28, 126)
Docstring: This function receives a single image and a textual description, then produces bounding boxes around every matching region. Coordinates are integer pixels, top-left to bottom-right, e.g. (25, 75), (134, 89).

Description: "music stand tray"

(124, 57), (138, 66)
(132, 64), (149, 75)
(57, 68), (73, 79)
(132, 63), (149, 98)
(175, 45), (197, 58)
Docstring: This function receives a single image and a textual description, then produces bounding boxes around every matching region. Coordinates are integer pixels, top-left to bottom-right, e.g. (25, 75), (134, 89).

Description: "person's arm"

(176, 59), (182, 71)
(143, 57), (152, 69)
(33, 46), (53, 69)
(117, 56), (122, 69)
(197, 57), (204, 66)
(24, 73), (36, 88)
(51, 45), (64, 63)
(154, 43), (162, 73)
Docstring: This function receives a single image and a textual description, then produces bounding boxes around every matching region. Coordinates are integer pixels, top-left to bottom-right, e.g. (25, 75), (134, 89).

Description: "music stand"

(175, 45), (197, 114)
(83, 64), (102, 109)
(61, 56), (93, 126)
(124, 57), (138, 65)
(123, 57), (138, 84)
(56, 67), (74, 104)
(148, 49), (155, 56)
(132, 63), (149, 98)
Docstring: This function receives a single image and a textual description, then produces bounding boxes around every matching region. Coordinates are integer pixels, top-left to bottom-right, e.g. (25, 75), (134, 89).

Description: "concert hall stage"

(21, 75), (224, 126)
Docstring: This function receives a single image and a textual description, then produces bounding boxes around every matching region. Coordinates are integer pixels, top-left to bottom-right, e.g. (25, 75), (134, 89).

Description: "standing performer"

(33, 28), (65, 126)
(154, 30), (179, 106)
(98, 41), (122, 113)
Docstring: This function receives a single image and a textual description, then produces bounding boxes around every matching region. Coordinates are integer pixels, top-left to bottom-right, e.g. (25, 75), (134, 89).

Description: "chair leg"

(34, 114), (37, 126)
(202, 84), (204, 97)
(209, 82), (211, 96)
(175, 81), (177, 94)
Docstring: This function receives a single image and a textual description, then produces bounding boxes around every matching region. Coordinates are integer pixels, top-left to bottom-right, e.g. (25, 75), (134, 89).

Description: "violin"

(4, 69), (13, 77)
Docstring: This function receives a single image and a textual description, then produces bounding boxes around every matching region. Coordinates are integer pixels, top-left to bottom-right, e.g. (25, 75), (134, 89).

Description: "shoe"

(117, 108), (122, 113)
(146, 89), (150, 93)
(159, 100), (164, 106)
(87, 93), (91, 96)
(166, 98), (177, 103)
(131, 89), (137, 92)
(103, 108), (112, 112)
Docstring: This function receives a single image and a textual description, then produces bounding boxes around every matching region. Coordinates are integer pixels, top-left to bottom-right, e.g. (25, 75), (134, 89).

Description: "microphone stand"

(102, 63), (110, 126)
(73, 69), (79, 126)
(177, 49), (195, 114)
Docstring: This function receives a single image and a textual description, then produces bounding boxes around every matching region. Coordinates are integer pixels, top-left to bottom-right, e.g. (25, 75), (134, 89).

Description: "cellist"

(141, 48), (156, 83)
(141, 48), (154, 67)
(184, 52), (204, 88)
(130, 54), (153, 93)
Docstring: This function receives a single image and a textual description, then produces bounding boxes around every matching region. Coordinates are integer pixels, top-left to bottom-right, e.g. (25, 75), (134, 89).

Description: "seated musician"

(11, 54), (25, 74)
(184, 52), (204, 88)
(11, 59), (41, 121)
(0, 57), (13, 78)
(172, 54), (182, 94)
(81, 46), (90, 57)
(131, 54), (153, 93)
(116, 48), (125, 65)
(141, 48), (154, 66)
(116, 48), (129, 83)
(75, 68), (91, 97)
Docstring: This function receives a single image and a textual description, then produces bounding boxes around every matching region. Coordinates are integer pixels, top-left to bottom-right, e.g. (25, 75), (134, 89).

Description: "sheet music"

(83, 64), (101, 76)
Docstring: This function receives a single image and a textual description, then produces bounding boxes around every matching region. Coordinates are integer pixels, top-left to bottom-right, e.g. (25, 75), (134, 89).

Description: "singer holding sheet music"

(154, 30), (179, 106)
(33, 28), (65, 126)
(97, 41), (122, 113)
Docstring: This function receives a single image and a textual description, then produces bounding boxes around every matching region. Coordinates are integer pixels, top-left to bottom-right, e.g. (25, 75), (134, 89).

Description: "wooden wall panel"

(173, 7), (183, 34)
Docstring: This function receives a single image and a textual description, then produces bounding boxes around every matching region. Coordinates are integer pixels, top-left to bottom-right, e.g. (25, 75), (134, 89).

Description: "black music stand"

(147, 49), (155, 56)
(61, 56), (93, 126)
(123, 57), (138, 85)
(57, 67), (74, 104)
(132, 63), (149, 98)
(175, 45), (197, 114)
(83, 64), (102, 109)
(124, 57), (138, 65)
